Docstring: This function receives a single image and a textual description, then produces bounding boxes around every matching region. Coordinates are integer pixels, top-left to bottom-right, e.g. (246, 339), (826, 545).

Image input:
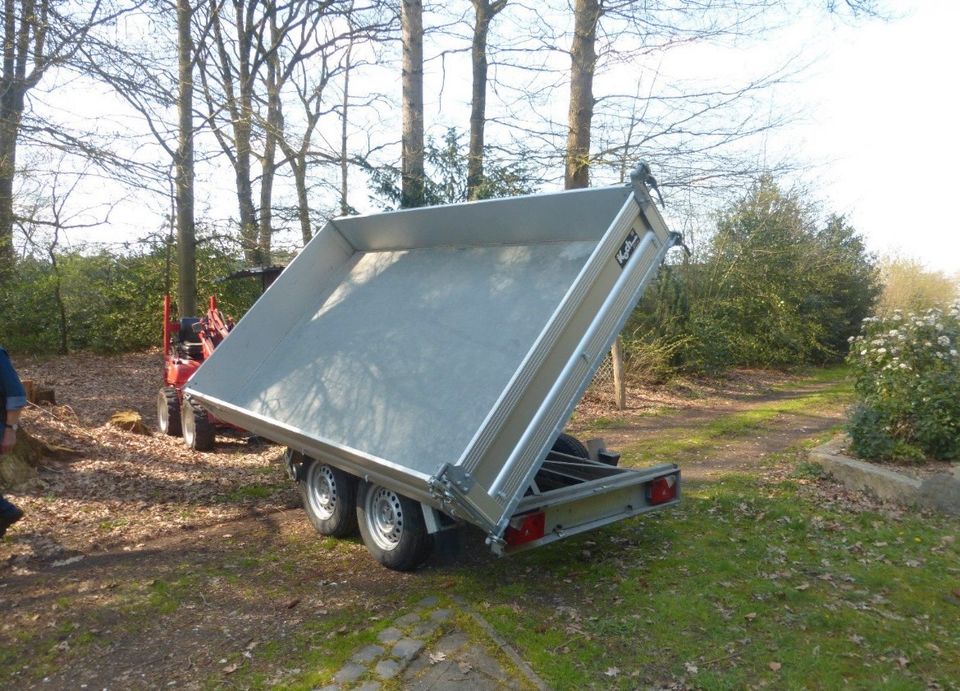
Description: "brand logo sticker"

(615, 230), (641, 268)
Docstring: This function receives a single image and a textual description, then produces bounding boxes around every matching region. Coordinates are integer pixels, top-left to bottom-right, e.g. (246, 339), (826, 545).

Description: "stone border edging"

(451, 594), (549, 691)
(321, 595), (549, 690)
(810, 436), (960, 516)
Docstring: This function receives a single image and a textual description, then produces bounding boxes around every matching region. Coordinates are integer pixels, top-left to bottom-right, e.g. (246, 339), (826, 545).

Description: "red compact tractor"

(157, 294), (239, 450)
(157, 266), (285, 450)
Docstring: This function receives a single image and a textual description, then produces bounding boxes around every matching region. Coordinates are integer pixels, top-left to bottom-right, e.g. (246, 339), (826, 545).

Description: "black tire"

(157, 387), (182, 437)
(181, 398), (215, 451)
(549, 432), (590, 460)
(533, 433), (592, 492)
(356, 481), (433, 571)
(300, 459), (358, 537)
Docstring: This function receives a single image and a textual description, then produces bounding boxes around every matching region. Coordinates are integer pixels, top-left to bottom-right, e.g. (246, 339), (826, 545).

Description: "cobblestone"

(391, 637), (425, 661)
(312, 601), (545, 689)
(429, 608), (452, 623)
(374, 659), (401, 680)
(333, 662), (365, 684)
(376, 627), (403, 644)
(351, 644), (384, 664)
(393, 612), (421, 627)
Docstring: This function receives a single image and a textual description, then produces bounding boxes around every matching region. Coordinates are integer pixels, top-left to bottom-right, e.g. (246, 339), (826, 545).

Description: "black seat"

(179, 318), (202, 344)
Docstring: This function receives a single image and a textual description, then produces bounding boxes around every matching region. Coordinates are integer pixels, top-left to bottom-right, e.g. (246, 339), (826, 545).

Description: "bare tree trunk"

(340, 37), (353, 216)
(565, 0), (600, 190)
(293, 160), (311, 244)
(175, 0), (197, 316)
(277, 132), (311, 246)
(48, 246), (68, 354)
(257, 11), (282, 266)
(234, 90), (260, 264)
(467, 0), (506, 201)
(0, 0), (33, 276)
(400, 0), (424, 208)
(0, 119), (18, 277)
(0, 1), (121, 277)
(207, 0), (261, 265)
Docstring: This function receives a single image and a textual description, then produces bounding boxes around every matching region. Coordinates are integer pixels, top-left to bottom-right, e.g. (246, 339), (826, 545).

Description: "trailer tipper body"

(186, 166), (682, 570)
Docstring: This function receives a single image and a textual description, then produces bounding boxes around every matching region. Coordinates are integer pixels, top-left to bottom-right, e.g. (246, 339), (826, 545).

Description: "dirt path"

(0, 358), (852, 689)
(571, 378), (849, 481)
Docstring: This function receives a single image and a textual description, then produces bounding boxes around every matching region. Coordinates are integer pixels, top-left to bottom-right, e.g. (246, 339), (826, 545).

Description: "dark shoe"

(0, 506), (24, 538)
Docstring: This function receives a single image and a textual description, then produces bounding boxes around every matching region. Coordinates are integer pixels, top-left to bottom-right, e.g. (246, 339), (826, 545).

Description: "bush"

(0, 239), (268, 355)
(847, 303), (960, 461)
(878, 255), (958, 315)
(625, 178), (880, 377)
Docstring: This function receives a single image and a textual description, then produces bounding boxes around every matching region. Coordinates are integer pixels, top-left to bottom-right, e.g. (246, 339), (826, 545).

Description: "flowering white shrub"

(847, 303), (960, 461)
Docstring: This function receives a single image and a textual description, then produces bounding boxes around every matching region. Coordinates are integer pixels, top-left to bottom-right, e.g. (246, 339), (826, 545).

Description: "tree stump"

(0, 429), (45, 489)
(109, 410), (149, 435)
(21, 379), (57, 405)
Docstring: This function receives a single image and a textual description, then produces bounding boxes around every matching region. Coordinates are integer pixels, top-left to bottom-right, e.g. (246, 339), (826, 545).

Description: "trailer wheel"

(300, 460), (358, 537)
(181, 398), (215, 451)
(533, 433), (593, 492)
(356, 482), (433, 571)
(157, 387), (182, 437)
(549, 433), (590, 460)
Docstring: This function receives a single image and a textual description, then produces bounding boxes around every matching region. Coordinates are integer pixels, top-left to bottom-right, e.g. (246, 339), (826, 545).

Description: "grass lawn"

(418, 368), (960, 689)
(3, 366), (957, 689)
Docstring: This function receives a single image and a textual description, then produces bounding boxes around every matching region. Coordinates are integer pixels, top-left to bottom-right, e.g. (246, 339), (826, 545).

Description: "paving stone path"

(318, 596), (546, 690)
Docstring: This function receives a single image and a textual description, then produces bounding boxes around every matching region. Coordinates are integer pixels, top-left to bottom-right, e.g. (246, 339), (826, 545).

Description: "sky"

(33, 0), (960, 279)
(756, 1), (959, 275)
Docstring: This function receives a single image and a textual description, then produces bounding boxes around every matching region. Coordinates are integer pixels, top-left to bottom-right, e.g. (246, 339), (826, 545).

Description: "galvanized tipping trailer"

(185, 165), (683, 570)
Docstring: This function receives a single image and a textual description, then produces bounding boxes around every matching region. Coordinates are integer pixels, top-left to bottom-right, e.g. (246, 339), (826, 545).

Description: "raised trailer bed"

(186, 165), (683, 570)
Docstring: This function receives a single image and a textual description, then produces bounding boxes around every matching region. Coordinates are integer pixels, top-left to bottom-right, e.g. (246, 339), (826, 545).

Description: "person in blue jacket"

(0, 347), (26, 537)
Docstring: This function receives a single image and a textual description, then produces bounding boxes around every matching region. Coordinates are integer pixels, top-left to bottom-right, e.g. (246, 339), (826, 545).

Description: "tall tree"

(175, 0), (197, 315)
(564, 0), (599, 190)
(200, 0), (355, 263)
(0, 0), (127, 277)
(467, 0), (507, 200)
(201, 0), (263, 264)
(79, 1), (203, 314)
(400, 0), (424, 208)
(270, 1), (395, 242)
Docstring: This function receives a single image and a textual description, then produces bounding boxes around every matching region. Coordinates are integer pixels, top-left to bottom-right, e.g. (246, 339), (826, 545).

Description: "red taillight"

(505, 512), (546, 546)
(648, 475), (677, 505)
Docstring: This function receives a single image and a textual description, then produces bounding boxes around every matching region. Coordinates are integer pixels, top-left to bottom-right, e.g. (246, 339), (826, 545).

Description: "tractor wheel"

(181, 398), (215, 451)
(356, 481), (433, 571)
(157, 387), (182, 437)
(300, 459), (358, 537)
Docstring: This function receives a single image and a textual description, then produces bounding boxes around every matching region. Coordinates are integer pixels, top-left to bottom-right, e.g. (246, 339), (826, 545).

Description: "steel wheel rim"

(306, 464), (338, 520)
(182, 405), (195, 445)
(365, 486), (404, 551)
(157, 390), (168, 431)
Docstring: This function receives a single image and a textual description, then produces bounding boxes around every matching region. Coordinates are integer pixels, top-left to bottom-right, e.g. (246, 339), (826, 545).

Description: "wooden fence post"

(611, 337), (626, 410)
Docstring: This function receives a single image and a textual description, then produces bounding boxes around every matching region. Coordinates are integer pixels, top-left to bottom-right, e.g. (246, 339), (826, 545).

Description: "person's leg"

(0, 494), (24, 537)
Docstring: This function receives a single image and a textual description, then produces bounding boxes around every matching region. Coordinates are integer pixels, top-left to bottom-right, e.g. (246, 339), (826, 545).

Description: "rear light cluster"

(648, 474), (678, 505)
(504, 511), (546, 547)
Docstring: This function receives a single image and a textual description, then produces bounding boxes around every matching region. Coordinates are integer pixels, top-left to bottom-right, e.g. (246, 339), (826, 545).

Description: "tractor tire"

(181, 398), (215, 451)
(300, 459), (358, 537)
(157, 387), (182, 437)
(356, 481), (433, 571)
